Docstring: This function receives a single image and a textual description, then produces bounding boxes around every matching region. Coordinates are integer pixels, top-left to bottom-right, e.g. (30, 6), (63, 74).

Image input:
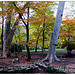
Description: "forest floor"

(0, 49), (75, 74)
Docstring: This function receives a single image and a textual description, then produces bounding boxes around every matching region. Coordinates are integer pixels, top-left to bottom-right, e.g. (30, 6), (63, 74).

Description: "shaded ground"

(0, 49), (75, 73)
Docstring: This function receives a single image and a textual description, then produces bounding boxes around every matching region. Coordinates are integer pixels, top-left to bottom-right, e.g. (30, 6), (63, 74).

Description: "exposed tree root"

(40, 54), (49, 63)
(41, 53), (60, 64)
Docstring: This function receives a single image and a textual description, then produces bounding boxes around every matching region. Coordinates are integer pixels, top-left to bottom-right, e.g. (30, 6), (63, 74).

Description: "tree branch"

(7, 2), (29, 42)
(12, 2), (27, 26)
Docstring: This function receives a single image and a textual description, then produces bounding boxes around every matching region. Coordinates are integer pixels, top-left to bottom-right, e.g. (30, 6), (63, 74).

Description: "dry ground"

(0, 49), (75, 73)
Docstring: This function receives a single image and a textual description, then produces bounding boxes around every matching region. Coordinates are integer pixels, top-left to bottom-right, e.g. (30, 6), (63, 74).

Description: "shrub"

(10, 44), (23, 53)
(61, 40), (75, 54)
(0, 46), (2, 51)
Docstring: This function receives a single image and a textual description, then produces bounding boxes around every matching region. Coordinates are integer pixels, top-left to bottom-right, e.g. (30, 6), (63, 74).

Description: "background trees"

(0, 1), (56, 58)
(1, 1), (74, 63)
(29, 2), (55, 53)
(59, 18), (75, 54)
(0, 1), (30, 58)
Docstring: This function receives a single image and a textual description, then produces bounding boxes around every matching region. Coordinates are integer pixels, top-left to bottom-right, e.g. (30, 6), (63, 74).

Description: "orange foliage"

(59, 18), (75, 42)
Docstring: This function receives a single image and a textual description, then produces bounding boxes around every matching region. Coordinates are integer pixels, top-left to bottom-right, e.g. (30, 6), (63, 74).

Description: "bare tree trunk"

(41, 1), (65, 63)
(42, 22), (45, 54)
(13, 2), (31, 59)
(3, 14), (11, 58)
(35, 36), (39, 52)
(26, 6), (31, 60)
(1, 2), (4, 52)
(34, 28), (39, 52)
(1, 16), (4, 52)
(18, 28), (20, 52)
(3, 3), (28, 58)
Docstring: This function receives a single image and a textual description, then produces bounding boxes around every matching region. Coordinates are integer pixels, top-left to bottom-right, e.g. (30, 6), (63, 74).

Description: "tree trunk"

(18, 28), (20, 52)
(35, 36), (39, 52)
(41, 1), (65, 63)
(67, 28), (71, 55)
(42, 22), (45, 54)
(34, 46), (37, 52)
(3, 14), (11, 58)
(1, 15), (4, 51)
(2, 2), (29, 58)
(1, 1), (4, 52)
(26, 6), (31, 60)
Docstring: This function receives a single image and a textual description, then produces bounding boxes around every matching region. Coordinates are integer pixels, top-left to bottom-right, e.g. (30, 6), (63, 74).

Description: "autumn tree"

(0, 1), (4, 51)
(0, 27), (2, 45)
(26, 2), (31, 59)
(13, 2), (31, 59)
(41, 1), (65, 63)
(30, 1), (55, 53)
(1, 1), (29, 58)
(59, 18), (75, 54)
(3, 2), (13, 57)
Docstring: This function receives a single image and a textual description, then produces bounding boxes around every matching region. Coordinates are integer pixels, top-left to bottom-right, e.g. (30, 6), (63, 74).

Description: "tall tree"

(42, 19), (45, 54)
(34, 28), (39, 52)
(59, 18), (75, 54)
(1, 1), (4, 52)
(3, 9), (11, 58)
(2, 2), (29, 58)
(30, 2), (55, 52)
(26, 2), (31, 60)
(59, 18), (75, 40)
(13, 2), (31, 59)
(41, 1), (65, 63)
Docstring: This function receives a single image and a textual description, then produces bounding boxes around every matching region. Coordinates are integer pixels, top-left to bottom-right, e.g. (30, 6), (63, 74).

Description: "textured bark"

(7, 17), (20, 45)
(41, 1), (65, 63)
(3, 17), (20, 58)
(3, 14), (11, 58)
(8, 2), (28, 43)
(3, 2), (29, 58)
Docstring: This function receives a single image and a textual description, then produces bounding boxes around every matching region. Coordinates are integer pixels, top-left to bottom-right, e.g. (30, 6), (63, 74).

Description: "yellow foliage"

(60, 18), (75, 43)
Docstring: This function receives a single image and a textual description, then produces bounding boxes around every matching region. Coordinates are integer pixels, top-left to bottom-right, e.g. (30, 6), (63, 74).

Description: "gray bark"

(3, 2), (29, 58)
(3, 13), (11, 58)
(41, 1), (65, 63)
